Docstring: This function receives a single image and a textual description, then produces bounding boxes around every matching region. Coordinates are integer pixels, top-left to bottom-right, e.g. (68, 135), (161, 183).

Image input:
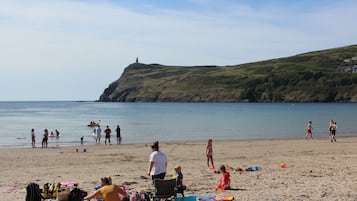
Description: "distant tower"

(136, 57), (139, 63)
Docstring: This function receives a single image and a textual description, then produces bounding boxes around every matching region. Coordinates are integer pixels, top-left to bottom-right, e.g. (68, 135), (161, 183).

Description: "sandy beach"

(1, 137), (357, 201)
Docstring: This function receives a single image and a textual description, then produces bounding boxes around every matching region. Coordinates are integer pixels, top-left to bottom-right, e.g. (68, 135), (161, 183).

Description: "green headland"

(99, 45), (357, 102)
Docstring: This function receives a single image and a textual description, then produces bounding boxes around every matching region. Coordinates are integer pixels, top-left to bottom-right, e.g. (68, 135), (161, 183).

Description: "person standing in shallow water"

(116, 125), (121, 144)
(329, 121), (337, 142)
(42, 128), (48, 148)
(55, 129), (60, 137)
(104, 125), (111, 145)
(305, 121), (313, 139)
(96, 125), (102, 144)
(31, 128), (36, 148)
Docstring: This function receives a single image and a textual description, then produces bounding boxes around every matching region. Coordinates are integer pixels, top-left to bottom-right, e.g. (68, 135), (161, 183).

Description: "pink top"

(206, 144), (213, 156)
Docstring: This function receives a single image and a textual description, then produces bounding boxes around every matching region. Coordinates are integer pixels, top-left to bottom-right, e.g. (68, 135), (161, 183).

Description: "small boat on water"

(88, 121), (100, 127)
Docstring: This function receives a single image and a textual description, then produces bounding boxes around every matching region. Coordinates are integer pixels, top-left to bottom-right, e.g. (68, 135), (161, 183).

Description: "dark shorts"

(152, 172), (166, 184)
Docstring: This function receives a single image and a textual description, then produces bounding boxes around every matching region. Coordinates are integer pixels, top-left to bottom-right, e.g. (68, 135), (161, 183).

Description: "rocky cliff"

(99, 45), (357, 102)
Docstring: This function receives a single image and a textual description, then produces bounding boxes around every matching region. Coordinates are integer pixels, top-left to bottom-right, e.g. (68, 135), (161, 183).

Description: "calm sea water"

(0, 101), (356, 148)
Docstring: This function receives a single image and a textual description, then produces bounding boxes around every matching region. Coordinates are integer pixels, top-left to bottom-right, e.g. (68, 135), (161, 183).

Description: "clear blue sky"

(1, 0), (356, 101)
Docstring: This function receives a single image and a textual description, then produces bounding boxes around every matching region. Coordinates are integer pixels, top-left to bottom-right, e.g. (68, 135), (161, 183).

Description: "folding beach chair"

(26, 182), (43, 201)
(152, 178), (177, 201)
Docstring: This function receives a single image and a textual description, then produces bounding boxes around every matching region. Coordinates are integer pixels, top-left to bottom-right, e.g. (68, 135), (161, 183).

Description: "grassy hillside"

(99, 45), (357, 102)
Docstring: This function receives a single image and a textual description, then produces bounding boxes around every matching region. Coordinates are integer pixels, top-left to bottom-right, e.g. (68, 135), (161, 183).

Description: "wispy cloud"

(1, 0), (356, 100)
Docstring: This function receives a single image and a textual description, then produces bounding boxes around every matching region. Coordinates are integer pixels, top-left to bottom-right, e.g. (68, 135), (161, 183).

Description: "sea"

(0, 101), (356, 148)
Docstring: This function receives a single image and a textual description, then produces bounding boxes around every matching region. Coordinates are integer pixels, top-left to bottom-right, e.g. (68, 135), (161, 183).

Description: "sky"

(1, 0), (356, 101)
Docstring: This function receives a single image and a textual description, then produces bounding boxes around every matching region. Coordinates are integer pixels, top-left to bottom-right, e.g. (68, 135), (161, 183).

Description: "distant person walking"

(31, 128), (36, 148)
(329, 120), (337, 142)
(96, 125), (102, 144)
(305, 121), (313, 139)
(206, 139), (214, 168)
(104, 125), (111, 145)
(115, 125), (122, 144)
(329, 120), (333, 136)
(42, 128), (48, 148)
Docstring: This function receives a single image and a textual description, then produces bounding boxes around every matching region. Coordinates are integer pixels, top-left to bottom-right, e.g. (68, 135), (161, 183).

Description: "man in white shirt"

(96, 126), (102, 144)
(147, 141), (167, 184)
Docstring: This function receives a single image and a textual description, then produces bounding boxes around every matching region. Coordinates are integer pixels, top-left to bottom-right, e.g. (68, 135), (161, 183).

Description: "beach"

(1, 137), (357, 201)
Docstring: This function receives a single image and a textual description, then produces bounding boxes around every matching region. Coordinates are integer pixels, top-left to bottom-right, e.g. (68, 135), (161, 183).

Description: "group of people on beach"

(93, 125), (122, 145)
(81, 139), (229, 201)
(31, 128), (60, 148)
(305, 120), (338, 142)
(30, 123), (122, 148)
(83, 141), (183, 201)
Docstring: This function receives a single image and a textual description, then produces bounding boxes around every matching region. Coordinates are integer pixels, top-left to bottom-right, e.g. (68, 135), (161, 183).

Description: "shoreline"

(2, 135), (357, 149)
(1, 137), (357, 200)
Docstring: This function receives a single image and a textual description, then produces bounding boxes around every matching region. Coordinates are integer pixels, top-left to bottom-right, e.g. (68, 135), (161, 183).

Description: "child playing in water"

(215, 165), (230, 190)
(206, 139), (214, 168)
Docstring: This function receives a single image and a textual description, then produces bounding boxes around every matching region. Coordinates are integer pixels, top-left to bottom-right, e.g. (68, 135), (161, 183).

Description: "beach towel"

(61, 181), (78, 187)
(26, 182), (43, 201)
(214, 195), (234, 201)
(196, 195), (215, 201)
(175, 195), (197, 201)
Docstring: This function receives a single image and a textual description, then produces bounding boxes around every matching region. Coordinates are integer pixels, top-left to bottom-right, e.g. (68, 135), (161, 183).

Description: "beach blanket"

(175, 195), (197, 201)
(214, 195), (234, 201)
(175, 195), (216, 201)
(196, 195), (215, 201)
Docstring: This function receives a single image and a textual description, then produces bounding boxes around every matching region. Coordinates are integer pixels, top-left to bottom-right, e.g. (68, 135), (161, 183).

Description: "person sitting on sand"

(83, 176), (127, 201)
(215, 165), (230, 190)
